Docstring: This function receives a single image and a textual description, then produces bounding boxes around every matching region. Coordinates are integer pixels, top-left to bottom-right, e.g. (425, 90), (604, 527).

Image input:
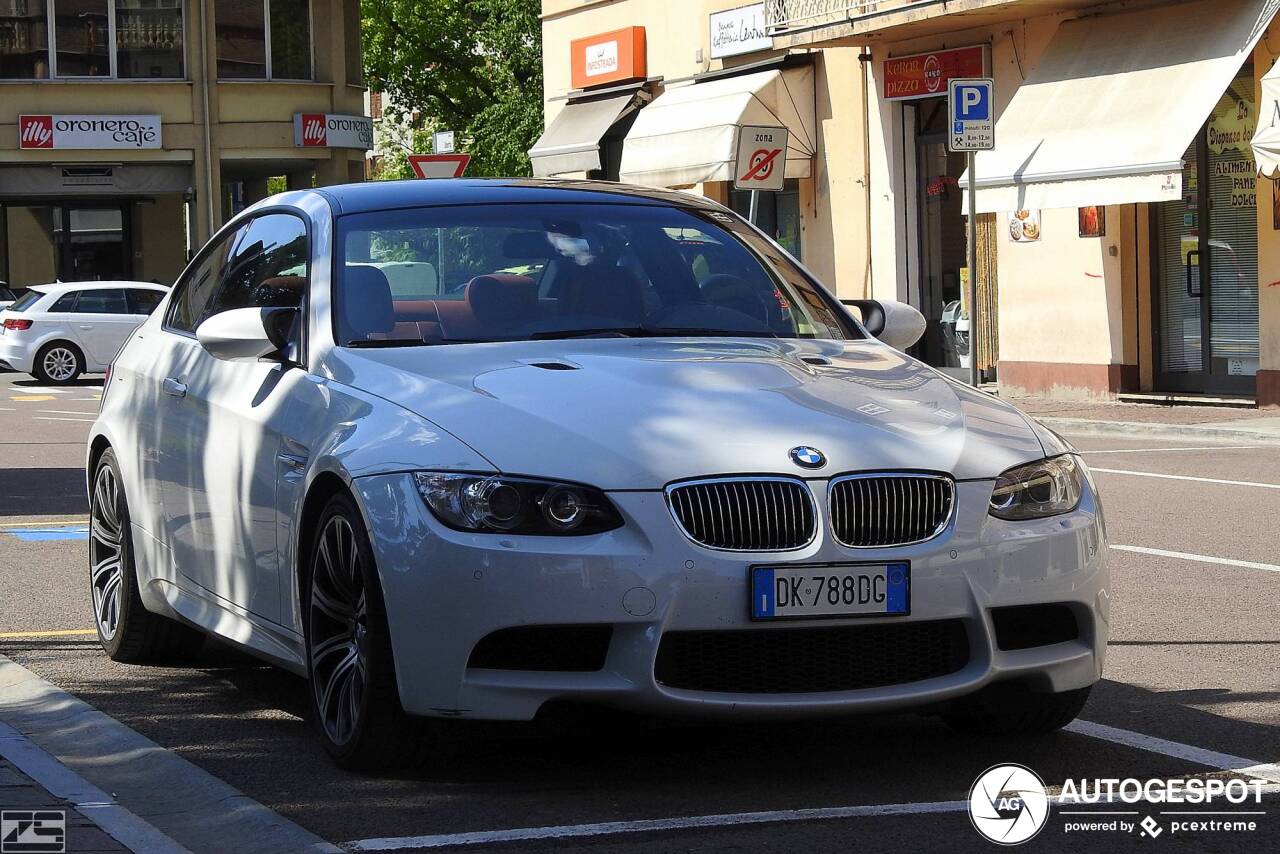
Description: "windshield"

(7, 290), (43, 312)
(333, 203), (858, 346)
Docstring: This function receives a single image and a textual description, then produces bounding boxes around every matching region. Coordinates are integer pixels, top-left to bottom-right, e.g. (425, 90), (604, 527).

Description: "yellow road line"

(10, 395), (55, 401)
(0, 519), (89, 528)
(0, 629), (96, 638)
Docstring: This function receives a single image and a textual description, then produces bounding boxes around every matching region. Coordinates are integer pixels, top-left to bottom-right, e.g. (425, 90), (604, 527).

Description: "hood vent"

(799, 355), (832, 366)
(528, 361), (578, 371)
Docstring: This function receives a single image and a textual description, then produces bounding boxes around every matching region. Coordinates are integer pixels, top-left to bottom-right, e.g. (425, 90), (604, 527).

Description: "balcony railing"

(763, 0), (944, 34)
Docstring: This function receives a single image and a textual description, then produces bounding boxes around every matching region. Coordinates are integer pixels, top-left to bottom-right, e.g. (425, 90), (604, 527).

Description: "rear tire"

(942, 685), (1091, 736)
(34, 341), (83, 385)
(306, 491), (433, 770)
(91, 448), (205, 663)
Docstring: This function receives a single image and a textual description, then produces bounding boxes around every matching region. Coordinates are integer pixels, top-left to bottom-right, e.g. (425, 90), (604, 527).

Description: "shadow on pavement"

(0, 467), (87, 516)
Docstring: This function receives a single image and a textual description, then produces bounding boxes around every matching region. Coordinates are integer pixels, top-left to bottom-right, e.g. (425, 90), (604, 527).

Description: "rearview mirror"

(196, 307), (297, 362)
(841, 299), (926, 351)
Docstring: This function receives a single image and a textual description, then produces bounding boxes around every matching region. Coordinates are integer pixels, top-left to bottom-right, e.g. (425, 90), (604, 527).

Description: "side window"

(73, 289), (130, 315)
(205, 214), (308, 318)
(51, 293), (79, 312)
(128, 289), (165, 316)
(167, 230), (239, 333)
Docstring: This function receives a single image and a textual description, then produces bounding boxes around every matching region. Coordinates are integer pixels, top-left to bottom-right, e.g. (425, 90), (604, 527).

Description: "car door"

(155, 213), (310, 625)
(67, 288), (135, 368)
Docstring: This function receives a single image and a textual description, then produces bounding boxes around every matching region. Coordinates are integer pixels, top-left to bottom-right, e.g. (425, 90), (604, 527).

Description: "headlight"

(414, 473), (623, 535)
(989, 455), (1084, 520)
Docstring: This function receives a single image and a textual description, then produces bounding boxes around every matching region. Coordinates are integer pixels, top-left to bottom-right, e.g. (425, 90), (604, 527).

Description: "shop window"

(0, 0), (50, 79)
(729, 179), (802, 260)
(0, 0), (183, 80)
(216, 0), (312, 80)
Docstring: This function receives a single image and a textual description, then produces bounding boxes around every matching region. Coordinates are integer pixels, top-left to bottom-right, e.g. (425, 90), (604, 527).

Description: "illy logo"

(19, 116), (54, 149)
(300, 114), (327, 146)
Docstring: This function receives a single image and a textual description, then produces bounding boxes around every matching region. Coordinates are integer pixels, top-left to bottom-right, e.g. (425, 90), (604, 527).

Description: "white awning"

(965, 0), (1275, 214)
(619, 66), (816, 188)
(529, 90), (647, 178)
(1252, 58), (1280, 177)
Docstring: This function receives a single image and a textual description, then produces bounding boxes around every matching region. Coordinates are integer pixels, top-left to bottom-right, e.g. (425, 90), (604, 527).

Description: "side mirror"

(841, 298), (926, 351)
(196, 307), (297, 362)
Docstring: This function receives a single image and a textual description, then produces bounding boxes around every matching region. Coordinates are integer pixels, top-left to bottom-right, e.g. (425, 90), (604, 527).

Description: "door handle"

(1185, 249), (1202, 298)
(78, 324), (93, 330)
(162, 377), (187, 398)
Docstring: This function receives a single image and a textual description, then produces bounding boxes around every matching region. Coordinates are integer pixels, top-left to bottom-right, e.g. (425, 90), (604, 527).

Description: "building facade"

(540, 0), (1280, 406)
(0, 0), (368, 290)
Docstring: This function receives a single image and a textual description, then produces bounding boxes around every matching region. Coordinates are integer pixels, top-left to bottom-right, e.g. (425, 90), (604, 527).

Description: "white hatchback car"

(88, 180), (1108, 771)
(0, 282), (168, 384)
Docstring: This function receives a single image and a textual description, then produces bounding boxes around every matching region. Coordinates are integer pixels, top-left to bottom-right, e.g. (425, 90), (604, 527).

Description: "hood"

(327, 338), (1047, 489)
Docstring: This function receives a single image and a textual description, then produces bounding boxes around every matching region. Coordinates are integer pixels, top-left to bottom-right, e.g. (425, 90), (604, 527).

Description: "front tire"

(90, 449), (205, 662)
(306, 492), (430, 770)
(34, 341), (83, 385)
(942, 685), (1092, 736)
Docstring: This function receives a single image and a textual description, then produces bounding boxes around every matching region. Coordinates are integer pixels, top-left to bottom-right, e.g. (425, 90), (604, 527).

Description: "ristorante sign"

(19, 115), (162, 149)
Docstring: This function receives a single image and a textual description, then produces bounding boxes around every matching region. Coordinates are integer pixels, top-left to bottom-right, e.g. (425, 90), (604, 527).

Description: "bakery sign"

(883, 46), (987, 101)
(19, 114), (161, 149)
(710, 3), (770, 59)
(293, 113), (374, 150)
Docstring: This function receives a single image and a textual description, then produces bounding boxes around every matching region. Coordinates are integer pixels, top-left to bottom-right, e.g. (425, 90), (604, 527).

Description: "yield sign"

(408, 153), (471, 179)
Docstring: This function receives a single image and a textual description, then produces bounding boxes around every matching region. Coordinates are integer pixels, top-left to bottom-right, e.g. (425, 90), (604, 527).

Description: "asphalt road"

(0, 371), (1277, 853)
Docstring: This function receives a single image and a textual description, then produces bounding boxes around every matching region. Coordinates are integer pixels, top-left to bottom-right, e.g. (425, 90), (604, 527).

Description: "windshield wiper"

(529, 327), (645, 340)
(345, 339), (431, 348)
(642, 327), (780, 339)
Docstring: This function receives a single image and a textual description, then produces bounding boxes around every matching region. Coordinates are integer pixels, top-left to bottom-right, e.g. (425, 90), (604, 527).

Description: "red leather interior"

(390, 274), (537, 341)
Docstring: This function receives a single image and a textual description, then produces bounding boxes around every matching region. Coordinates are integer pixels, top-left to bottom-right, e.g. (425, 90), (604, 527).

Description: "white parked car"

(87, 180), (1108, 770)
(0, 283), (17, 311)
(0, 282), (168, 384)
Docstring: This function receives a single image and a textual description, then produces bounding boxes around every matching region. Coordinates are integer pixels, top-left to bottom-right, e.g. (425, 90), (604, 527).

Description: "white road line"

(348, 721), (1280, 851)
(1111, 544), (1280, 574)
(0, 655), (341, 853)
(1091, 468), (1280, 490)
(1084, 446), (1262, 454)
(0, 721), (187, 853)
(32, 416), (96, 423)
(37, 409), (100, 415)
(14, 387), (68, 394)
(1064, 720), (1280, 784)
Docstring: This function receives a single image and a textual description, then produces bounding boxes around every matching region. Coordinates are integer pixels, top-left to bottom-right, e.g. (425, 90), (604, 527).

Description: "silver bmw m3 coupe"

(87, 179), (1108, 769)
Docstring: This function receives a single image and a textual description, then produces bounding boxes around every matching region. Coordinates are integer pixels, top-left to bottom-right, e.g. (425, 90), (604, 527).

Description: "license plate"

(750, 563), (909, 620)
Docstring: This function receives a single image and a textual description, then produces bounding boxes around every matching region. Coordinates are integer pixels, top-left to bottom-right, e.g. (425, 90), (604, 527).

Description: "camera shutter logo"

(968, 764), (1050, 845)
(1, 810), (65, 853)
(19, 116), (54, 149)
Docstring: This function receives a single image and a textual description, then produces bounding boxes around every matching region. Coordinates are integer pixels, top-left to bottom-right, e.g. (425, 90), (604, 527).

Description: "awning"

(618, 65), (816, 187)
(1252, 58), (1280, 176)
(0, 163), (193, 196)
(965, 0), (1275, 213)
(529, 90), (648, 177)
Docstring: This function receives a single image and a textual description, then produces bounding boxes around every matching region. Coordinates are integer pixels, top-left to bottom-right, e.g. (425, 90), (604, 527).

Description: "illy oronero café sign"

(19, 114), (162, 149)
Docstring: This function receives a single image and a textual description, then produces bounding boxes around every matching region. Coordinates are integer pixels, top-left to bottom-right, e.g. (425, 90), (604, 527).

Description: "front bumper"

(353, 474), (1109, 721)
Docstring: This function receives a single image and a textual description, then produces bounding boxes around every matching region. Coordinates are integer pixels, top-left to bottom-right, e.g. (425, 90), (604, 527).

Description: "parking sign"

(948, 78), (994, 151)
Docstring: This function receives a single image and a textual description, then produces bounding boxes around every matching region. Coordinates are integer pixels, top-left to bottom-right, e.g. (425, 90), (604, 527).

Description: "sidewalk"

(1002, 396), (1280, 444)
(0, 758), (130, 853)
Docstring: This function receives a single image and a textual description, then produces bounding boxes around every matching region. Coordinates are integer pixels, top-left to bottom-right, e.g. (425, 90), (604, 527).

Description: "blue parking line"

(4, 525), (89, 542)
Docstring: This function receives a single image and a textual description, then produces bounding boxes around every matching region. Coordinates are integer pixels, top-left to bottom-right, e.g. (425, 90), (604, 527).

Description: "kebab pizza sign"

(20, 115), (161, 149)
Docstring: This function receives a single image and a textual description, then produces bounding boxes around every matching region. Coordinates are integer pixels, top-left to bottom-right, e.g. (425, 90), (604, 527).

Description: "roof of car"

(311, 178), (728, 216)
(30, 281), (168, 295)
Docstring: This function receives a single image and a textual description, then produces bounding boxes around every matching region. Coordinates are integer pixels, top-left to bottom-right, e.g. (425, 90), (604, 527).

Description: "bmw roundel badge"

(789, 446), (826, 469)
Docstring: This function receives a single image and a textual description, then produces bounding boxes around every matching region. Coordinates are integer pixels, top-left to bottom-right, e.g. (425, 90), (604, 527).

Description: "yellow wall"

(4, 206), (57, 288)
(134, 196), (190, 285)
(1255, 35), (1280, 380)
(541, 0), (872, 299)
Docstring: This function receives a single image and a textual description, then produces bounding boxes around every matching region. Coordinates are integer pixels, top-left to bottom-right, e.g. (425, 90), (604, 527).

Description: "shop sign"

(884, 45), (986, 101)
(19, 115), (161, 150)
(710, 4), (770, 59)
(571, 27), (646, 90)
(293, 114), (374, 150)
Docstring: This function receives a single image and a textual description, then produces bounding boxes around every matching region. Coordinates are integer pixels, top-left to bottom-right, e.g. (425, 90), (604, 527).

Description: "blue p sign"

(955, 83), (990, 121)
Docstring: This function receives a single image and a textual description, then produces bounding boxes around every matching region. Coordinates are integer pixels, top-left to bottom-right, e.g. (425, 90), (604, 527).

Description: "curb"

(1035, 416), (1280, 445)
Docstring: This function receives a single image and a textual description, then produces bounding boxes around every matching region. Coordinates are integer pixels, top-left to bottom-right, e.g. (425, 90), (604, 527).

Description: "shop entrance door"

(1154, 65), (1259, 395)
(0, 203), (131, 288)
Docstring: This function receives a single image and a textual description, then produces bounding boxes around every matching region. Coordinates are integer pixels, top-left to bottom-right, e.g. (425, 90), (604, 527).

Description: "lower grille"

(654, 620), (969, 694)
(992, 604), (1079, 650)
(666, 477), (816, 551)
(468, 625), (612, 672)
(829, 474), (954, 547)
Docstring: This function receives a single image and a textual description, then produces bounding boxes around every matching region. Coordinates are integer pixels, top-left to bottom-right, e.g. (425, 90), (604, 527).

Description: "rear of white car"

(0, 283), (166, 383)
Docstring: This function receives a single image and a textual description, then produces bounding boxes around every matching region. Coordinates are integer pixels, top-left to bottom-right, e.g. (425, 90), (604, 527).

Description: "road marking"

(0, 721), (187, 853)
(37, 409), (100, 415)
(15, 387), (70, 394)
(2, 525), (89, 541)
(0, 655), (342, 853)
(10, 395), (55, 401)
(1111, 544), (1280, 574)
(1091, 468), (1280, 490)
(33, 416), (96, 423)
(1084, 446), (1262, 454)
(0, 629), (96, 639)
(1064, 720), (1280, 784)
(0, 518), (88, 528)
